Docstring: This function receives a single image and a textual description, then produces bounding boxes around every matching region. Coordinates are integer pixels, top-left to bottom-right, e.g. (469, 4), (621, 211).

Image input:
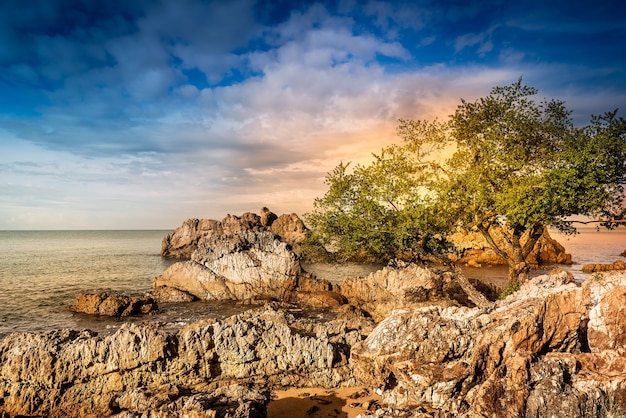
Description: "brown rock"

(449, 226), (572, 266)
(155, 230), (301, 302)
(349, 270), (623, 417)
(260, 206), (278, 227)
(297, 291), (347, 308)
(587, 286), (626, 354)
(338, 263), (481, 321)
(582, 260), (626, 273)
(154, 260), (237, 300)
(148, 286), (197, 303)
(68, 292), (158, 317)
(0, 305), (365, 417)
(160, 208), (308, 259)
(269, 213), (308, 249)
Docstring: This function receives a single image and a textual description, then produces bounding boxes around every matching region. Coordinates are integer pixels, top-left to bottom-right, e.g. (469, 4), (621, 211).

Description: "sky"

(1, 0), (625, 230)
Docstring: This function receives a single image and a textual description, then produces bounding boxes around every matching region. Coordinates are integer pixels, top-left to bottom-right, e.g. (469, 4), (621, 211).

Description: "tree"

(306, 79), (626, 283)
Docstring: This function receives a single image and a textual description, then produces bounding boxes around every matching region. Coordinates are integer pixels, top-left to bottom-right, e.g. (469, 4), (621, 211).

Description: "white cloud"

(2, 1), (621, 229)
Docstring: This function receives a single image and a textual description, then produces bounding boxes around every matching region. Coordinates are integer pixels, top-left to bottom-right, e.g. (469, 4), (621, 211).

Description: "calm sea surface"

(1, 227), (624, 338)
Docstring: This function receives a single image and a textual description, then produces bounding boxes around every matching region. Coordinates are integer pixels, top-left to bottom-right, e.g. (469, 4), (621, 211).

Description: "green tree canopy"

(306, 79), (626, 282)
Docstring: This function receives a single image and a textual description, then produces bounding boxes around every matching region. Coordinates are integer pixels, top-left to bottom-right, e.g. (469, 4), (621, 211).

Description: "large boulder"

(338, 262), (494, 322)
(155, 230), (301, 301)
(161, 208), (307, 259)
(0, 305), (367, 417)
(350, 270), (626, 417)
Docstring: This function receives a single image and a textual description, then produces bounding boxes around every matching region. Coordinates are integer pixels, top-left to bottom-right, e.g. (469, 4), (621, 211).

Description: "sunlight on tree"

(306, 79), (626, 284)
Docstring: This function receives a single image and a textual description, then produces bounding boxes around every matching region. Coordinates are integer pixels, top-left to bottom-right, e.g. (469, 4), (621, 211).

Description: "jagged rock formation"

(582, 259), (626, 273)
(350, 270), (626, 417)
(160, 208), (307, 259)
(337, 263), (496, 322)
(0, 305), (373, 418)
(155, 209), (308, 303)
(155, 230), (301, 302)
(68, 292), (158, 317)
(449, 226), (572, 267)
(3, 267), (626, 417)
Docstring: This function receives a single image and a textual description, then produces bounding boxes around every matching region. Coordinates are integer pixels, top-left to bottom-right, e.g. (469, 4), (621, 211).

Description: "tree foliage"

(306, 79), (626, 280)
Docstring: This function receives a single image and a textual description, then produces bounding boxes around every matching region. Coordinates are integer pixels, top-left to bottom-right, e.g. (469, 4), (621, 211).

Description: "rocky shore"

(2, 268), (626, 417)
(1, 209), (625, 417)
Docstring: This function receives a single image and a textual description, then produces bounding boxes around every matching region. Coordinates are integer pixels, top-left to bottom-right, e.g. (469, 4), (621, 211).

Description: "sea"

(0, 227), (624, 339)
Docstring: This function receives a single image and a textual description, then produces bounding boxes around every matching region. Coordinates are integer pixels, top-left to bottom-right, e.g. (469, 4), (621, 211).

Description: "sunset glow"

(1, 0), (624, 229)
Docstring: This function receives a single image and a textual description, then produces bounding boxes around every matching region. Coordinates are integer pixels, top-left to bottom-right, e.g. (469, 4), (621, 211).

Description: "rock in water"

(155, 230), (301, 301)
(449, 226), (572, 267)
(68, 292), (158, 316)
(160, 208), (308, 259)
(582, 259), (626, 273)
(156, 208), (309, 302)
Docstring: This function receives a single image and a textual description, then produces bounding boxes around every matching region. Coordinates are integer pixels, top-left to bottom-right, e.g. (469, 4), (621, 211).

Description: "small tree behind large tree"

(306, 79), (626, 283)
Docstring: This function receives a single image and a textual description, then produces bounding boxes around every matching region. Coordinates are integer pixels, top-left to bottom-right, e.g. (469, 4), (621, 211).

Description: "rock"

(449, 226), (572, 267)
(582, 259), (626, 273)
(269, 213), (308, 249)
(160, 218), (222, 259)
(161, 208), (308, 259)
(587, 286), (626, 354)
(622, 249), (626, 257)
(350, 270), (626, 417)
(148, 286), (196, 303)
(111, 384), (268, 418)
(0, 305), (364, 417)
(338, 263), (479, 322)
(154, 260), (239, 301)
(260, 206), (277, 227)
(297, 290), (347, 307)
(156, 209), (311, 303)
(155, 230), (302, 302)
(68, 292), (158, 316)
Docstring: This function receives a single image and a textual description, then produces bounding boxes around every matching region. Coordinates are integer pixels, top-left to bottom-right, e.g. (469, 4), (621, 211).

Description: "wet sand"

(268, 386), (380, 418)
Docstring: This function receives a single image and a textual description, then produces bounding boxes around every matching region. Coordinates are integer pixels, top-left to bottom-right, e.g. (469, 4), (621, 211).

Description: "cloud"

(0, 0), (624, 229)
(454, 26), (497, 56)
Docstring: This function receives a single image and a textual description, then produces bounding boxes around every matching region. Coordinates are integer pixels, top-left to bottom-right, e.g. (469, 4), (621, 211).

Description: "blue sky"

(1, 0), (625, 230)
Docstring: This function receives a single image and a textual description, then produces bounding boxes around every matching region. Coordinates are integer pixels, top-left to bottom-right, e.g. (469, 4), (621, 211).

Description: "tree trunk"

(451, 264), (493, 309)
(508, 261), (530, 284)
(507, 231), (529, 283)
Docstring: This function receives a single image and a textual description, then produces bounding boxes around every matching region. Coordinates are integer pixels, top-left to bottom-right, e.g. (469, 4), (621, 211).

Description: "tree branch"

(567, 219), (626, 224)
(476, 223), (510, 263)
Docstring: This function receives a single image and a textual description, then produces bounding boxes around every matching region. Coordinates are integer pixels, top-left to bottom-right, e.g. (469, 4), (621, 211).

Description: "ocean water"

(0, 227), (624, 338)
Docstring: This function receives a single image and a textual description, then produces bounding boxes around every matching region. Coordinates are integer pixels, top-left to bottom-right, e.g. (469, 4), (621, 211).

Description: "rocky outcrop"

(161, 208), (307, 259)
(338, 263), (495, 322)
(148, 286), (196, 303)
(155, 209), (308, 303)
(449, 226), (572, 267)
(268, 212), (307, 249)
(350, 270), (626, 417)
(0, 305), (371, 418)
(155, 230), (301, 301)
(68, 292), (158, 317)
(582, 259), (626, 273)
